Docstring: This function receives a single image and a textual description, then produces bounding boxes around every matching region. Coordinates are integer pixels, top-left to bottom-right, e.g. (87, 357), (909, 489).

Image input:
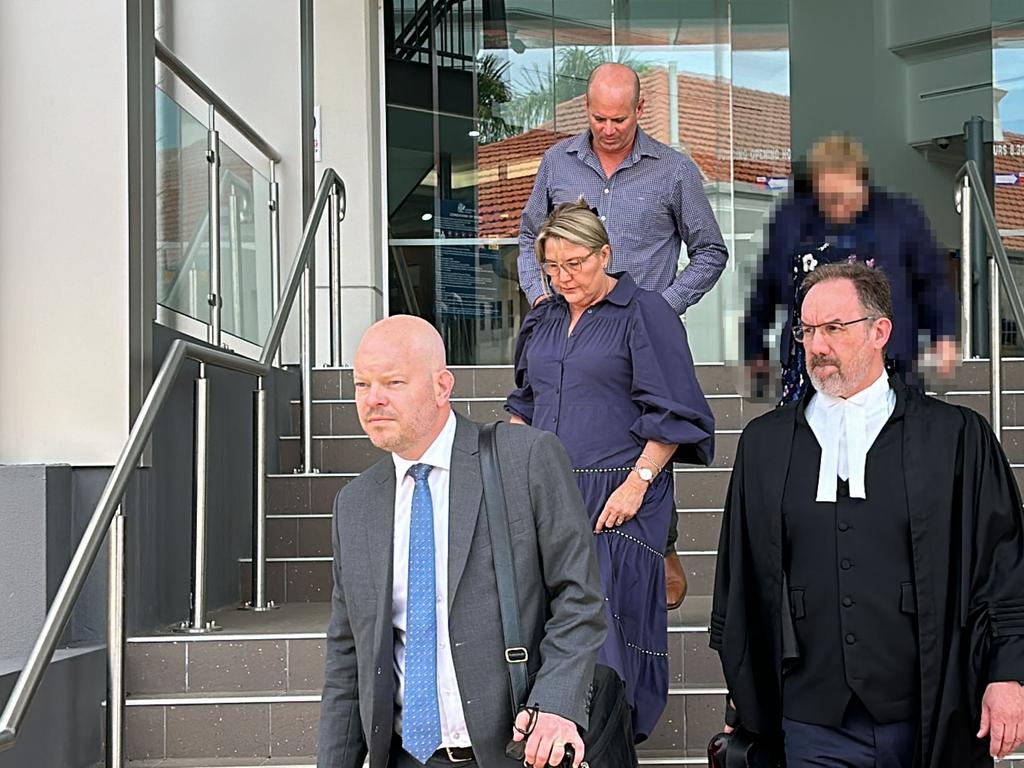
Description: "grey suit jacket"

(317, 414), (606, 768)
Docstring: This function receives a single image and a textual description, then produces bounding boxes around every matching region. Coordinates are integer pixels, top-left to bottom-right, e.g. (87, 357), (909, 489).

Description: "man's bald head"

(587, 62), (641, 108)
(585, 63), (643, 158)
(358, 315), (448, 375)
(353, 315), (454, 459)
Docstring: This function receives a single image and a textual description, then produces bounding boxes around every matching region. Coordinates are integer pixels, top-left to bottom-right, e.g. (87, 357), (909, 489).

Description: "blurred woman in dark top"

(744, 134), (957, 403)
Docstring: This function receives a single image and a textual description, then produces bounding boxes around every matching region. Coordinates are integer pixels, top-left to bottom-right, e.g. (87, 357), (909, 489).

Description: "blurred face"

(814, 168), (868, 224)
(353, 331), (454, 459)
(801, 279), (890, 398)
(541, 238), (611, 310)
(586, 84), (643, 157)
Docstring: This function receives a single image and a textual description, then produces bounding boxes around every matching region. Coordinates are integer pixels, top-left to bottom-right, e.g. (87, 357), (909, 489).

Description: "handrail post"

(959, 176), (974, 359)
(301, 263), (316, 474)
(269, 165), (282, 368)
(105, 507), (126, 767)
(229, 183), (243, 336)
(243, 377), (276, 611)
(329, 183), (343, 366)
(991, 258), (1002, 434)
(966, 116), (989, 356)
(174, 365), (221, 634)
(207, 107), (223, 347)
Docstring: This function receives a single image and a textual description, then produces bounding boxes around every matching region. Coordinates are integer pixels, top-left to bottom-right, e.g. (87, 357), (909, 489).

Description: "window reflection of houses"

(994, 133), (1024, 348)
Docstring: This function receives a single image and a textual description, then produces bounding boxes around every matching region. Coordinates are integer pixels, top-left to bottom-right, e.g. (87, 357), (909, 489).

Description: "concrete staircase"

(121, 363), (1024, 767)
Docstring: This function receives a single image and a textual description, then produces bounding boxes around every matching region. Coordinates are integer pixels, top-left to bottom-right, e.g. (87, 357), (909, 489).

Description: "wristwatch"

(634, 465), (655, 483)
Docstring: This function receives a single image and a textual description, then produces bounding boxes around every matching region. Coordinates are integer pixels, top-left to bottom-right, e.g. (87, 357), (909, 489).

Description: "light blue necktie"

(402, 463), (441, 764)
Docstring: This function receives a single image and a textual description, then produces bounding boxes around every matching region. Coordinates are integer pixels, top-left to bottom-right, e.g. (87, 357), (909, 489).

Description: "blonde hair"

(535, 197), (611, 265)
(809, 134), (869, 181)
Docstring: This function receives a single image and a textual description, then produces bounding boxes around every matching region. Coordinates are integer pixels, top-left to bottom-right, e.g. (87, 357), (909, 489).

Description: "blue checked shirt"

(517, 128), (728, 314)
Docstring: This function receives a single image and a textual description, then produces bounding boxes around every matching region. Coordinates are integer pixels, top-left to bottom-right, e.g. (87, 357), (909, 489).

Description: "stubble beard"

(808, 350), (873, 398)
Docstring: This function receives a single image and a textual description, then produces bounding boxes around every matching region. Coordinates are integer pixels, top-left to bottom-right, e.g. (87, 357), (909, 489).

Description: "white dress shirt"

(805, 371), (895, 502)
(390, 410), (470, 747)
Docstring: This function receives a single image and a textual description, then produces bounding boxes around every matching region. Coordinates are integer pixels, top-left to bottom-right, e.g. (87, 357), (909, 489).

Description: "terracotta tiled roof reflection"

(477, 128), (573, 238)
(994, 133), (1024, 251)
(476, 66), (791, 237)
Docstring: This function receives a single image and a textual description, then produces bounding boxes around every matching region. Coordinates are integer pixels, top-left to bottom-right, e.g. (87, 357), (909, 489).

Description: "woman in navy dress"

(505, 200), (715, 742)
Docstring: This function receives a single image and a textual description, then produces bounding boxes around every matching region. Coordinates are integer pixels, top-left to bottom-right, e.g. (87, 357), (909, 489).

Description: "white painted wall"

(158, 0), (386, 367)
(0, 1), (131, 465)
(157, 0), (305, 364)
(314, 0), (386, 365)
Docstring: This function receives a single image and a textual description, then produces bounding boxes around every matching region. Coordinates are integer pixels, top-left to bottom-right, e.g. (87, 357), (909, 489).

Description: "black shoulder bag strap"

(478, 422), (530, 711)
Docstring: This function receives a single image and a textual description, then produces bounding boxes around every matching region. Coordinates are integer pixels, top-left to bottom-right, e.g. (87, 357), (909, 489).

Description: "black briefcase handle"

(708, 728), (779, 768)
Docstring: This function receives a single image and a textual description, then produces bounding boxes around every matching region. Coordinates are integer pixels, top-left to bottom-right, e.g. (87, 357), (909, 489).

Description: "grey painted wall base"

(0, 465), (69, 660)
(0, 646), (104, 768)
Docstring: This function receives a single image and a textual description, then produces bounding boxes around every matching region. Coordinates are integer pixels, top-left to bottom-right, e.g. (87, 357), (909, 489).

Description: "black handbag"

(479, 423), (638, 768)
(707, 728), (781, 768)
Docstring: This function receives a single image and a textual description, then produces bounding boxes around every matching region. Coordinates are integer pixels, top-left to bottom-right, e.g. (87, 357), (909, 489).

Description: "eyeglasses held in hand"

(541, 249), (598, 277)
(792, 316), (876, 342)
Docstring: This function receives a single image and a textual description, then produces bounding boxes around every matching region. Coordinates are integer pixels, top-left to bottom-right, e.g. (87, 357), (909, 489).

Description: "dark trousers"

(782, 697), (916, 768)
(388, 736), (479, 768)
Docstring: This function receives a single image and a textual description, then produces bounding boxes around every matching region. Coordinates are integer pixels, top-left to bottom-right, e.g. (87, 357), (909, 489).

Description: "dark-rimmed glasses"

(540, 249), (598, 277)
(793, 316), (876, 342)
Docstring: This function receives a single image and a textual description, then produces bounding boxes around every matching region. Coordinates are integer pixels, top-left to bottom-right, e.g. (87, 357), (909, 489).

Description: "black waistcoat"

(781, 408), (919, 726)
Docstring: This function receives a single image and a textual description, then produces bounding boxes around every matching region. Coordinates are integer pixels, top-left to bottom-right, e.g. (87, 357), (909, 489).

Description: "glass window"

(384, 0), (791, 363)
(993, 1), (1024, 347)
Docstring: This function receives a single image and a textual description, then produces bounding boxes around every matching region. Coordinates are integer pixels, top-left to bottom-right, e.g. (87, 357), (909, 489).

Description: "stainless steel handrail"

(260, 168), (347, 367)
(0, 341), (266, 753)
(955, 159), (1024, 431)
(0, 167), (346, 756)
(155, 40), (282, 164)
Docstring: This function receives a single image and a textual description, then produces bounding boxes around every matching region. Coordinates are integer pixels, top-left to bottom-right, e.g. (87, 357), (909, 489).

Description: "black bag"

(707, 728), (781, 768)
(479, 423), (638, 768)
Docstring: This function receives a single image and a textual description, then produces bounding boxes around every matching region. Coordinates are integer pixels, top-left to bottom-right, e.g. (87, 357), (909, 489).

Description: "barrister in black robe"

(711, 263), (1024, 767)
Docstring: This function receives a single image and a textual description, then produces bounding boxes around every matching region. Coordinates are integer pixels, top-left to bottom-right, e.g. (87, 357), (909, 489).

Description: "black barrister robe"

(711, 376), (1024, 767)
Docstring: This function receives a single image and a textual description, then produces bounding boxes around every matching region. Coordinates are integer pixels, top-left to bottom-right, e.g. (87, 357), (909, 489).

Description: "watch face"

(638, 467), (654, 482)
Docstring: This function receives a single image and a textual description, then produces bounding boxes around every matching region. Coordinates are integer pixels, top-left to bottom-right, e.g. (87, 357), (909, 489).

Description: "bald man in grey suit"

(317, 316), (606, 768)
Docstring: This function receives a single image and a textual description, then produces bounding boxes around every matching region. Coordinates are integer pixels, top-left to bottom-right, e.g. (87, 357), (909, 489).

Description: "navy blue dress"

(505, 273), (715, 741)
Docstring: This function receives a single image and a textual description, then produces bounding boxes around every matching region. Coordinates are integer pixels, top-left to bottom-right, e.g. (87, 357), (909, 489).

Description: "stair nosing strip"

(311, 359), (1024, 372)
(300, 394), (751, 404)
(126, 693), (321, 706)
(283, 428), (746, 439)
(128, 632), (327, 643)
(269, 467), (733, 474)
(125, 687), (729, 707)
(667, 625), (711, 633)
(267, 509), (722, 517)
(127, 627), (711, 641)
(268, 472), (358, 478)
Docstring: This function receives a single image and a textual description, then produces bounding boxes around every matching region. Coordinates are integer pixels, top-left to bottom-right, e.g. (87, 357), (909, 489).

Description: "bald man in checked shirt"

(517, 63), (728, 608)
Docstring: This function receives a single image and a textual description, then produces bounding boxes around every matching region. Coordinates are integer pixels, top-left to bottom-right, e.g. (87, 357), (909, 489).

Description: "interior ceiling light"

(421, 212), (433, 221)
(468, 129), (481, 137)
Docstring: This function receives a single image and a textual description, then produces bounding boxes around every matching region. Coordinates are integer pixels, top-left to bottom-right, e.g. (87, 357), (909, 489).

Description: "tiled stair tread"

(124, 760), (316, 767)
(131, 598), (713, 644)
(128, 686), (727, 705)
(131, 604), (330, 641)
(670, 595), (712, 629)
(128, 691), (320, 704)
(119, 756), (772, 767)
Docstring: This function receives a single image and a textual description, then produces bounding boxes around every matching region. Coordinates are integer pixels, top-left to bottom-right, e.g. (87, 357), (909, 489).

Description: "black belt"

(432, 746), (474, 763)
